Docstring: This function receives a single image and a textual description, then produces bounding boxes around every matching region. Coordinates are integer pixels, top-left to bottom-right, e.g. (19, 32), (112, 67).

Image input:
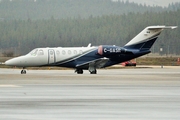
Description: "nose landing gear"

(21, 67), (26, 74)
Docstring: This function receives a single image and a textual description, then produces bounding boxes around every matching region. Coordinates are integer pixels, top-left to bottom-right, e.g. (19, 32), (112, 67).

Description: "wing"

(76, 57), (109, 69)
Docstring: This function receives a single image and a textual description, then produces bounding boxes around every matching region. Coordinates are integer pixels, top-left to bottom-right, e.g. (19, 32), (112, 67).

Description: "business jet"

(5, 25), (177, 74)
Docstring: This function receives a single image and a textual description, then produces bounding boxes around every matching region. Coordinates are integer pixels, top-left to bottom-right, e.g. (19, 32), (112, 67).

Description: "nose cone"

(5, 60), (11, 66)
(5, 56), (25, 67)
(5, 58), (19, 66)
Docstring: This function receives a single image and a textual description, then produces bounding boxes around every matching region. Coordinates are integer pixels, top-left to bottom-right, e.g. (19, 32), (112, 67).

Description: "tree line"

(0, 9), (179, 55)
(0, 0), (180, 20)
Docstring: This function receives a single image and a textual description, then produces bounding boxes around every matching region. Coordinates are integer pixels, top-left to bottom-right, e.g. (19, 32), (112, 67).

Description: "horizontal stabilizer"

(147, 26), (177, 30)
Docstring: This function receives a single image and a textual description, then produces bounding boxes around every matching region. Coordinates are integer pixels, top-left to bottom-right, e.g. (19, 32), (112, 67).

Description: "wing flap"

(76, 57), (109, 69)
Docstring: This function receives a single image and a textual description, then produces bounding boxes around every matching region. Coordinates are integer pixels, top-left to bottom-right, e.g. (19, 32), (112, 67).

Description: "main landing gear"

(21, 67), (26, 74)
(90, 69), (97, 74)
(75, 69), (97, 74)
(75, 69), (83, 74)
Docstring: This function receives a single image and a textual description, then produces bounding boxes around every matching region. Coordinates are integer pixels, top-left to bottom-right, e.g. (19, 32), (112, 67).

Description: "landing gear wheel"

(21, 69), (26, 74)
(90, 69), (97, 74)
(76, 69), (83, 74)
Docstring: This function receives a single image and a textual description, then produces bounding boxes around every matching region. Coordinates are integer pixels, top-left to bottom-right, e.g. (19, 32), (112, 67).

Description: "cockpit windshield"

(29, 49), (38, 56)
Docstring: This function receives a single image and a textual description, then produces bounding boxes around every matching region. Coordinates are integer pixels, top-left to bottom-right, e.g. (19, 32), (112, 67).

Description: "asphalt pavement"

(0, 67), (180, 120)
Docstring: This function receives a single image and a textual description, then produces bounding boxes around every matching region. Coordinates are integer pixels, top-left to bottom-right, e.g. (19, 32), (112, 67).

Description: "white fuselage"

(5, 47), (97, 67)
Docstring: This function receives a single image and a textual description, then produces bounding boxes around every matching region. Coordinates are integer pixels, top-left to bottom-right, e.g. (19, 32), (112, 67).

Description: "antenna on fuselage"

(87, 43), (91, 47)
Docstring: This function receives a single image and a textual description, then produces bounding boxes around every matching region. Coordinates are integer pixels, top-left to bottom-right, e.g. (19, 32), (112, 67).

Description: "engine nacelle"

(98, 45), (127, 56)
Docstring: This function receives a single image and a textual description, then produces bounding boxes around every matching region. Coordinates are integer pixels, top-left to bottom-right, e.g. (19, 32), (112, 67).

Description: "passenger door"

(48, 49), (55, 64)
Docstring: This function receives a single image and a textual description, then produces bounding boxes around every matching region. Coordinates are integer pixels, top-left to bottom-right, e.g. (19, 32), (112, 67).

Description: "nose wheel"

(21, 68), (26, 74)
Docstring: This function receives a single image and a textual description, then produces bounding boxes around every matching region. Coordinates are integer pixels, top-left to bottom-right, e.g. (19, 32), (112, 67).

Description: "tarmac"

(0, 66), (180, 120)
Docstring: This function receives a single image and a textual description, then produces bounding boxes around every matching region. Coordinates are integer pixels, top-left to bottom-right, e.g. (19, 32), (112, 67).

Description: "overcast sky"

(112, 0), (180, 7)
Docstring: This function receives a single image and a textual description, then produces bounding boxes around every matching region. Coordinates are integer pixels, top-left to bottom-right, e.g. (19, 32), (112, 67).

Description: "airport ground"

(0, 67), (180, 120)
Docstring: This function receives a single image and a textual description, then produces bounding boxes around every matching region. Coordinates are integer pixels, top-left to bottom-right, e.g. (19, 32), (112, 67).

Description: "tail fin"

(124, 26), (177, 50)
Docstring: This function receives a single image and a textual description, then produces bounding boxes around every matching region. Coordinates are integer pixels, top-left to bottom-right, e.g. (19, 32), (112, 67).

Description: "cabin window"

(74, 50), (77, 55)
(79, 50), (83, 54)
(62, 50), (66, 55)
(56, 50), (60, 55)
(50, 51), (53, 55)
(68, 50), (71, 55)
(38, 49), (44, 55)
